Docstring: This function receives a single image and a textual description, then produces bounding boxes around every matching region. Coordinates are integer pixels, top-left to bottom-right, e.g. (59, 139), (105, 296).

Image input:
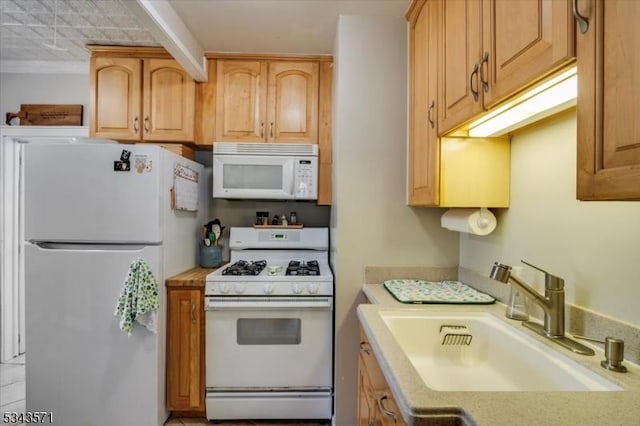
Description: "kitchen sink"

(379, 310), (622, 392)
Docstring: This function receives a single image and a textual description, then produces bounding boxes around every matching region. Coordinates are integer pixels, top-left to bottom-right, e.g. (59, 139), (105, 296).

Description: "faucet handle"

(521, 260), (564, 290)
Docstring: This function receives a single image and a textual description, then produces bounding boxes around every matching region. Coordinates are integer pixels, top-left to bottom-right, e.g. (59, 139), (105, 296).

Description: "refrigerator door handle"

(30, 242), (158, 251)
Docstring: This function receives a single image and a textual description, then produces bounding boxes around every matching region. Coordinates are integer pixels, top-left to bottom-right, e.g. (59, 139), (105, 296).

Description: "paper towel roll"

(440, 208), (497, 236)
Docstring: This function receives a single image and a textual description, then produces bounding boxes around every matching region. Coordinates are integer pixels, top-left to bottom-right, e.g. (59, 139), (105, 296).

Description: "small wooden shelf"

(253, 224), (304, 229)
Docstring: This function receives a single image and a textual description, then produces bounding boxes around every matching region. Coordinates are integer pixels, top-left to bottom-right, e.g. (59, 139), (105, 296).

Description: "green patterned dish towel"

(383, 279), (495, 304)
(115, 258), (159, 335)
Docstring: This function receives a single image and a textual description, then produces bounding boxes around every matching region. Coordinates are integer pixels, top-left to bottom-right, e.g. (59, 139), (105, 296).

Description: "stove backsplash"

(208, 198), (331, 260)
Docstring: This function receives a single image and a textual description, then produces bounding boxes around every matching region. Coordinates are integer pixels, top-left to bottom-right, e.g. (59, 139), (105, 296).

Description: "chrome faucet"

(490, 260), (595, 356)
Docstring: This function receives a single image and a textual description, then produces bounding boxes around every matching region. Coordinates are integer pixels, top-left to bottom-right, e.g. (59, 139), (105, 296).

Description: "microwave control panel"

(294, 158), (318, 199)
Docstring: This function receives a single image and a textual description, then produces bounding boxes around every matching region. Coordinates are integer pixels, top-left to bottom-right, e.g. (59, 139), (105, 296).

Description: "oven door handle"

(205, 297), (333, 310)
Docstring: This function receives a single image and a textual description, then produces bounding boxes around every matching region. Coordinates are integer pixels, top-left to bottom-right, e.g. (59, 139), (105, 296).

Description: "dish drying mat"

(383, 280), (495, 304)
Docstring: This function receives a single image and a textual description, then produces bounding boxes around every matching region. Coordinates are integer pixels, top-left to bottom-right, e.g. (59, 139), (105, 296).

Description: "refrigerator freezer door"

(25, 242), (165, 426)
(24, 143), (163, 243)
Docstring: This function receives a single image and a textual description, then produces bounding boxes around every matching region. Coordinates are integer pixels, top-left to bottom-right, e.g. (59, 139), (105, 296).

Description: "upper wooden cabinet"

(481, 0), (574, 108)
(215, 60), (266, 142)
(91, 57), (141, 141)
(439, 0), (575, 134)
(408, 0), (441, 206)
(407, 0), (510, 208)
(90, 49), (195, 142)
(143, 59), (196, 142)
(576, 0), (640, 200)
(216, 60), (319, 143)
(439, 0), (484, 134)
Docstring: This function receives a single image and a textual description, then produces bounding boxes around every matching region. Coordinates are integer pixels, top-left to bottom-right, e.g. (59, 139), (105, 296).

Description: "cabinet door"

(143, 59), (195, 142)
(167, 289), (203, 412)
(90, 57), (141, 140)
(439, 0), (483, 134)
(216, 60), (268, 142)
(408, 0), (440, 206)
(577, 0), (640, 200)
(358, 367), (375, 426)
(267, 62), (319, 143)
(481, 0), (574, 108)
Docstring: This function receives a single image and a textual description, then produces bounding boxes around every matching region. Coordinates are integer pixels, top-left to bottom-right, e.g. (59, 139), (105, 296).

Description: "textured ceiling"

(0, 0), (159, 62)
(0, 0), (410, 64)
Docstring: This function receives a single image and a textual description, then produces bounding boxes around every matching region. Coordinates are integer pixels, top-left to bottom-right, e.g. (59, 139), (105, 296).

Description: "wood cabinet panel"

(317, 61), (333, 205)
(166, 288), (204, 412)
(90, 51), (195, 143)
(194, 59), (217, 147)
(439, 0), (483, 134)
(267, 62), (319, 143)
(215, 60), (267, 142)
(482, 0), (575, 108)
(358, 329), (406, 426)
(144, 59), (195, 142)
(409, 0), (440, 206)
(91, 57), (141, 140)
(215, 60), (319, 143)
(577, 0), (640, 200)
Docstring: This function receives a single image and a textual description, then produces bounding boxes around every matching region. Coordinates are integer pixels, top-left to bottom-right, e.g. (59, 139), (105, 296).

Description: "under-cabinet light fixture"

(468, 67), (577, 137)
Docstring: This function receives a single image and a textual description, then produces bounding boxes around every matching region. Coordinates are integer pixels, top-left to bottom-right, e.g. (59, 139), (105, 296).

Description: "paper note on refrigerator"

(173, 164), (199, 211)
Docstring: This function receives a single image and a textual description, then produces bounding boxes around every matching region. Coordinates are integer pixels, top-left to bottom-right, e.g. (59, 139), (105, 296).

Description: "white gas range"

(204, 227), (334, 421)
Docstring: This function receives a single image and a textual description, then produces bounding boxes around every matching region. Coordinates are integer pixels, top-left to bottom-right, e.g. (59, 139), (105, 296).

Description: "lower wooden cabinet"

(166, 287), (204, 413)
(358, 328), (407, 426)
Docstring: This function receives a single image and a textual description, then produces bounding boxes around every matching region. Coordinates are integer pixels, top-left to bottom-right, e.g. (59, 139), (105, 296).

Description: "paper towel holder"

(440, 207), (497, 236)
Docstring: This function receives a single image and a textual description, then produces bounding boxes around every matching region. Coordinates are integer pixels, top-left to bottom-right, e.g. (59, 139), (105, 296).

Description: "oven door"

(205, 296), (333, 389)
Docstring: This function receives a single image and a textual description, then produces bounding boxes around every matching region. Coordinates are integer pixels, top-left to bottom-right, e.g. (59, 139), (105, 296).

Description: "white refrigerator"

(22, 139), (207, 426)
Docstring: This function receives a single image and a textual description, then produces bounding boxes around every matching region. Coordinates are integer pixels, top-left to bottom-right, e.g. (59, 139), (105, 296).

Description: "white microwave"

(213, 142), (318, 200)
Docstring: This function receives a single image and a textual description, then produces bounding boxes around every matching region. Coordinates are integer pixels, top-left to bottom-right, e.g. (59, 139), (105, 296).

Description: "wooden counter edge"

(166, 265), (225, 287)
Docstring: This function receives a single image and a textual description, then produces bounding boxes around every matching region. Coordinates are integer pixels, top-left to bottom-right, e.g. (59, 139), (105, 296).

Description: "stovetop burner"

(286, 260), (320, 276)
(222, 260), (267, 276)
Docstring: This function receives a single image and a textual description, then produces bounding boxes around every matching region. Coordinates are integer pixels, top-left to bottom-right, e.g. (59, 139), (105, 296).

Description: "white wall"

(0, 70), (90, 125)
(460, 110), (640, 327)
(331, 15), (459, 425)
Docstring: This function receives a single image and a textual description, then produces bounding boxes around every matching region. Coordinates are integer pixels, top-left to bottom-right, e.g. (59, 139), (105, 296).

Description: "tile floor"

(1, 356), (328, 426)
(0, 354), (26, 426)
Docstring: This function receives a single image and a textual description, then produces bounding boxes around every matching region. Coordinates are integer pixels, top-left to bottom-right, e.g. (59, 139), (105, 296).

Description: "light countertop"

(358, 284), (640, 426)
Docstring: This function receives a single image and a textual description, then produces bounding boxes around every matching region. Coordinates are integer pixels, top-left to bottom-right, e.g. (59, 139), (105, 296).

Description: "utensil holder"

(200, 244), (222, 268)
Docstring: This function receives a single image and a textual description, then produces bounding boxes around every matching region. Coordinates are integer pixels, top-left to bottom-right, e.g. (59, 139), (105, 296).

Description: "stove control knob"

(234, 283), (246, 294)
(308, 283), (319, 294)
(263, 283), (275, 295)
(291, 283), (303, 295)
(219, 283), (231, 294)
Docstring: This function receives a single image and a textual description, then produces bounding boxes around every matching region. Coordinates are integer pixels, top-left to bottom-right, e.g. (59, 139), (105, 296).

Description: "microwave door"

(213, 155), (295, 199)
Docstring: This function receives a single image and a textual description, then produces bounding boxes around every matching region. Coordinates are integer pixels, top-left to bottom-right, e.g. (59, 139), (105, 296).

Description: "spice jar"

(289, 211), (297, 225)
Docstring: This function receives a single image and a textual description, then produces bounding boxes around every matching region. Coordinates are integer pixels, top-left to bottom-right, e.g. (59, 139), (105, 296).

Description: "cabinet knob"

(191, 301), (196, 324)
(270, 122), (274, 138)
(144, 116), (150, 134)
(133, 116), (139, 133)
(260, 122), (264, 138)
